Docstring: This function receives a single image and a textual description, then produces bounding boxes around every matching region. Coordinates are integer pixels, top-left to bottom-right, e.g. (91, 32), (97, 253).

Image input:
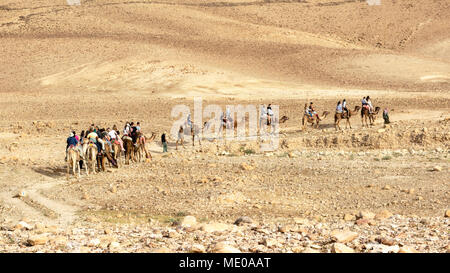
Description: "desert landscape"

(0, 0), (449, 253)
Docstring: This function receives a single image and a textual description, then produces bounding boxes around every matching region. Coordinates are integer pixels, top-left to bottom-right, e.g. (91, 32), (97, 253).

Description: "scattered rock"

(398, 246), (418, 253)
(234, 216), (253, 226)
(240, 162), (254, 171)
(445, 210), (450, 218)
(358, 211), (375, 220)
(191, 244), (206, 253)
(180, 216), (197, 227)
(431, 166), (442, 172)
(331, 230), (358, 243)
(375, 210), (393, 220)
(332, 243), (354, 253)
(211, 242), (241, 253)
(27, 235), (49, 246)
(15, 221), (33, 231)
(343, 214), (356, 221)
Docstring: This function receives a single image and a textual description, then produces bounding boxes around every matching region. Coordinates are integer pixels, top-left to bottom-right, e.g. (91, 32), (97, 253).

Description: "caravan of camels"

(66, 97), (384, 177)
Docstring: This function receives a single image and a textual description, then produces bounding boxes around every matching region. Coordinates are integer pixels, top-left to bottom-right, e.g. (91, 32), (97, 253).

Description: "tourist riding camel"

(66, 146), (81, 178)
(267, 104), (274, 125)
(335, 103), (361, 130)
(65, 132), (83, 162)
(303, 103), (329, 130)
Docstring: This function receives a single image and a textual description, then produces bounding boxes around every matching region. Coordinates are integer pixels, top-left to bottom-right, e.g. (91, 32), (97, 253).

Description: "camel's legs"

(84, 160), (89, 176)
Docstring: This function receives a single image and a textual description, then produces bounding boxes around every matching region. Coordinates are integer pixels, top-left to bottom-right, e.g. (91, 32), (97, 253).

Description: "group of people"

(335, 99), (349, 115)
(305, 102), (322, 120)
(65, 121), (145, 167)
(361, 96), (374, 113)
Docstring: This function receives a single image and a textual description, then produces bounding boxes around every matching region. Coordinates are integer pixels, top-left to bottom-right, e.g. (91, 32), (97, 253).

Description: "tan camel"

(361, 106), (381, 127)
(85, 143), (98, 175)
(334, 106), (361, 130)
(135, 132), (156, 162)
(66, 146), (81, 178)
(302, 111), (329, 130)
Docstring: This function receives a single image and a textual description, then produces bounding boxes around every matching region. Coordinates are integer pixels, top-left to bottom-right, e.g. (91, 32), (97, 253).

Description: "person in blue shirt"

(336, 101), (343, 114)
(65, 133), (81, 161)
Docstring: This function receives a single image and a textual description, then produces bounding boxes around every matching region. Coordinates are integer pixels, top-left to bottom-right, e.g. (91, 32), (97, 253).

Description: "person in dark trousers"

(161, 132), (168, 153)
(383, 108), (390, 124)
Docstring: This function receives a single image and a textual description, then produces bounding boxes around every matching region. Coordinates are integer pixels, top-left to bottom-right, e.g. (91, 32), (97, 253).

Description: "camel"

(122, 136), (135, 165)
(361, 106), (381, 127)
(112, 141), (122, 167)
(135, 132), (156, 162)
(66, 146), (81, 178)
(302, 111), (329, 130)
(334, 106), (361, 130)
(97, 143), (117, 171)
(85, 143), (98, 175)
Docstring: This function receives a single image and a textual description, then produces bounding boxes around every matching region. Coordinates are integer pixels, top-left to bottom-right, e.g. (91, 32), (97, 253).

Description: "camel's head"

(354, 106), (361, 111)
(280, 116), (289, 123)
(374, 106), (381, 114)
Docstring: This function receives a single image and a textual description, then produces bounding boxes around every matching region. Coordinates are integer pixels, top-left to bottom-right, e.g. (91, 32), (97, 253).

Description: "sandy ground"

(0, 0), (449, 253)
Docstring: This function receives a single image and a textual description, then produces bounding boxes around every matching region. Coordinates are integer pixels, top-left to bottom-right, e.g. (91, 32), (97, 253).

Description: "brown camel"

(66, 146), (81, 178)
(302, 111), (329, 130)
(334, 106), (361, 130)
(97, 143), (117, 171)
(361, 106), (381, 127)
(122, 136), (135, 165)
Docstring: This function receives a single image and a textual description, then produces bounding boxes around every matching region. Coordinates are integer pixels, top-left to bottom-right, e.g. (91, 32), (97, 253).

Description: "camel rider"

(309, 102), (321, 121)
(336, 101), (343, 114)
(102, 128), (113, 151)
(65, 132), (83, 161)
(267, 104), (274, 125)
(187, 114), (192, 128)
(109, 127), (125, 151)
(225, 108), (233, 126)
(259, 104), (267, 128)
(87, 130), (105, 154)
(366, 96), (374, 113)
(342, 99), (348, 115)
(136, 122), (141, 132)
(123, 123), (131, 136)
(220, 112), (227, 128)
(130, 122), (139, 146)
(361, 97), (369, 117)
(304, 104), (311, 117)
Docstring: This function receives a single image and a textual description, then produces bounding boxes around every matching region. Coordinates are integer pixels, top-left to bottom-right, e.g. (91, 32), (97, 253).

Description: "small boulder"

(180, 216), (197, 227)
(191, 244), (206, 253)
(234, 216), (253, 226)
(332, 243), (354, 253)
(331, 230), (358, 243)
(27, 235), (49, 246)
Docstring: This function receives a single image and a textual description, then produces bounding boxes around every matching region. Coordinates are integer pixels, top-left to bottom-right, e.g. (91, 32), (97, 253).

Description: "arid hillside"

(0, 0), (449, 96)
